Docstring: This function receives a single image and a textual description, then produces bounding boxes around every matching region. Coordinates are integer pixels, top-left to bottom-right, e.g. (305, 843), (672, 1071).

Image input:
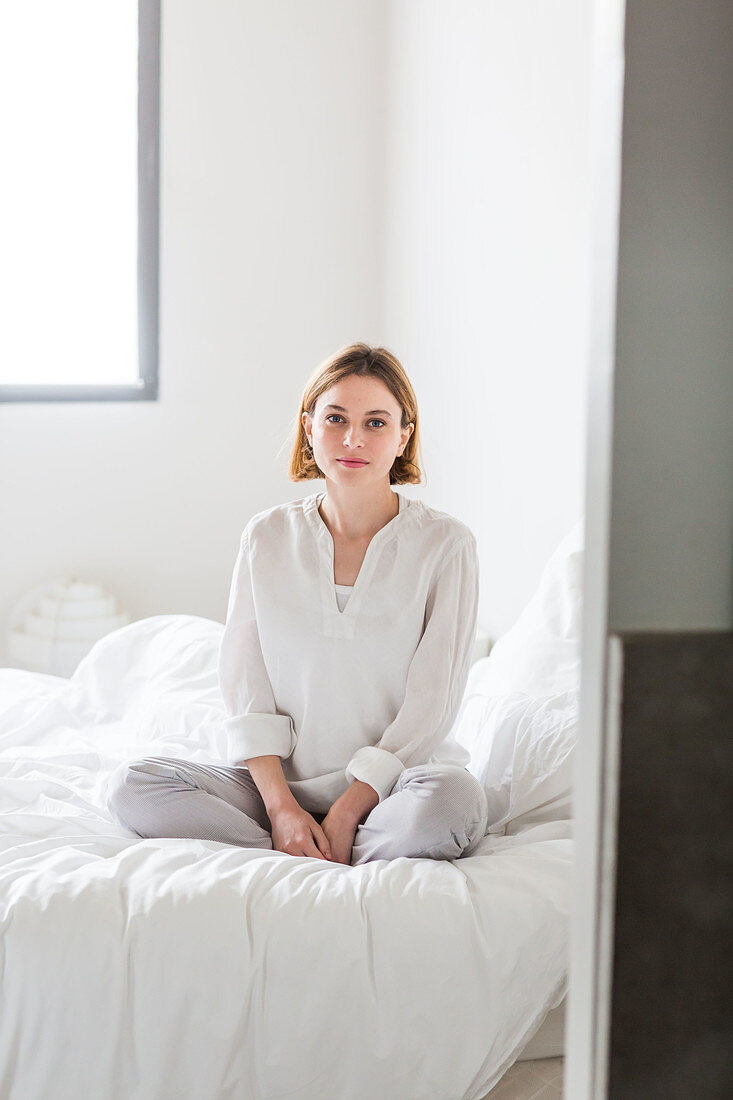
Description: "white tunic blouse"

(217, 489), (478, 814)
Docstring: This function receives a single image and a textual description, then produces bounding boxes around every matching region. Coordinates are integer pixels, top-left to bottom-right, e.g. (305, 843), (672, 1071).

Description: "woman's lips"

(337, 459), (368, 467)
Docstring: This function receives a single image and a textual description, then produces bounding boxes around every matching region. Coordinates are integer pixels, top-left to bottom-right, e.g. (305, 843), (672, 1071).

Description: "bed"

(0, 523), (581, 1100)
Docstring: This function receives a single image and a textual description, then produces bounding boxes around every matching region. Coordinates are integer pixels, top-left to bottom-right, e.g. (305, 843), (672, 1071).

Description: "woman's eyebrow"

(323, 404), (393, 418)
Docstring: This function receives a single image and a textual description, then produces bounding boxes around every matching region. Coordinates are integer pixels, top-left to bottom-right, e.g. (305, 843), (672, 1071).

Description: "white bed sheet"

(0, 615), (572, 1100)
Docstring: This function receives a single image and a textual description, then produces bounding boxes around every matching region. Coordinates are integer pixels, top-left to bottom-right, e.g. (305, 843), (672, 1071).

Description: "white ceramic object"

(7, 577), (129, 677)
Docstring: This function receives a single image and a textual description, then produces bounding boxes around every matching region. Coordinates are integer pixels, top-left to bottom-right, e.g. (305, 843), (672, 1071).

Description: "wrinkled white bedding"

(0, 615), (572, 1100)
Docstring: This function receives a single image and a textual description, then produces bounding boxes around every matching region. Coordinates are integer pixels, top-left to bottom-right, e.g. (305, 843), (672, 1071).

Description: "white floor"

(479, 1057), (563, 1099)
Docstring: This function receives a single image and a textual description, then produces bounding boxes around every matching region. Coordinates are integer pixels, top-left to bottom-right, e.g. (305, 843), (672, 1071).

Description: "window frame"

(0, 0), (160, 404)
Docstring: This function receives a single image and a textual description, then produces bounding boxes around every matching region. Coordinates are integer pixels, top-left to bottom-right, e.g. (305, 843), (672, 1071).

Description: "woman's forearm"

(332, 779), (380, 824)
(245, 757), (379, 824)
(245, 755), (298, 815)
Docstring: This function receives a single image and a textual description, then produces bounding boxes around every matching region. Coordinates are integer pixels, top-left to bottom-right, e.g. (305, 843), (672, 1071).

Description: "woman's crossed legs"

(106, 755), (489, 865)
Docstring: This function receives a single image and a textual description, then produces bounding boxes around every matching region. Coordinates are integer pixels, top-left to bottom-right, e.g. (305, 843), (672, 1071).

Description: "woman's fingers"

(303, 831), (327, 859)
(315, 823), (333, 860)
(270, 804), (336, 860)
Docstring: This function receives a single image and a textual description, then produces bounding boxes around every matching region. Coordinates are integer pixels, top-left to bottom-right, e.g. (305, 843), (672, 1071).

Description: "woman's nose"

(343, 425), (363, 446)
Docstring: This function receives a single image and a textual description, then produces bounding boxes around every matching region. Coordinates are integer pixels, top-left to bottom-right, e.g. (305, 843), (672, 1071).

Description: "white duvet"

(0, 614), (572, 1100)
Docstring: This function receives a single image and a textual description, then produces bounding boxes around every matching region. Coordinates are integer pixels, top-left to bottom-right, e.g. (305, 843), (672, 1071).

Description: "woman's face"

(302, 374), (413, 487)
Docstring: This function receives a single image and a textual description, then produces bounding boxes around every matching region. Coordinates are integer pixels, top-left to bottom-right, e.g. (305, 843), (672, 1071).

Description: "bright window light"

(0, 2), (138, 386)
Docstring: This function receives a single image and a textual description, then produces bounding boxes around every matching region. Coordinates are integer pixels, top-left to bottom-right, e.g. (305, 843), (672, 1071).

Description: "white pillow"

(70, 614), (228, 755)
(471, 519), (584, 700)
(456, 690), (577, 834)
(450, 521), (583, 832)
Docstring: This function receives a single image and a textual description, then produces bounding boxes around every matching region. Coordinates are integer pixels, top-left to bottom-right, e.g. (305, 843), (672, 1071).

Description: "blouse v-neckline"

(302, 490), (411, 639)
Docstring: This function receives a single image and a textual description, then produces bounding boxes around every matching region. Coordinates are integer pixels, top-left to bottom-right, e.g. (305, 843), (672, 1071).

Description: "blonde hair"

(287, 343), (424, 485)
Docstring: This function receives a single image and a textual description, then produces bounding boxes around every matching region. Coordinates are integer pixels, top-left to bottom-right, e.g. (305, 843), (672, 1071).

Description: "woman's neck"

(318, 483), (399, 541)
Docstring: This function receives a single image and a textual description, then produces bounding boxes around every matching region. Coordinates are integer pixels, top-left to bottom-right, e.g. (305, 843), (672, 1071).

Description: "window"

(0, 1), (160, 403)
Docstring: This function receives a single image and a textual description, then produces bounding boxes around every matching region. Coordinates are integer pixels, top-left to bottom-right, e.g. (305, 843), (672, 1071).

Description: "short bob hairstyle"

(287, 343), (425, 485)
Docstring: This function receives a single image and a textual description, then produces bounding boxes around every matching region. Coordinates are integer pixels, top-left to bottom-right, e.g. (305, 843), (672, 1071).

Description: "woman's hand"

(268, 801), (333, 861)
(319, 805), (360, 866)
(319, 780), (379, 864)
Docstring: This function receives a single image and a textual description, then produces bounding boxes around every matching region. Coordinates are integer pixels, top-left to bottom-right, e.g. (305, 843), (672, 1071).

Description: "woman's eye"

(325, 415), (385, 428)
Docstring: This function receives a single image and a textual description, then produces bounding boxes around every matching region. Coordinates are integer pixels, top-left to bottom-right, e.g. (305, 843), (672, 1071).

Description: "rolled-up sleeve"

(344, 534), (479, 802)
(217, 527), (297, 765)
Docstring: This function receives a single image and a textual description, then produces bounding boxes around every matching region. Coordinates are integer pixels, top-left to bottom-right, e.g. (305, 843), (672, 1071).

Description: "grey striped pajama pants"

(106, 756), (489, 864)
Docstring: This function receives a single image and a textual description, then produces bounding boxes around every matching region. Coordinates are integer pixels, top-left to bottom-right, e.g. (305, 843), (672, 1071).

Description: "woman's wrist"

(244, 755), (298, 816)
(334, 779), (380, 824)
(265, 793), (299, 816)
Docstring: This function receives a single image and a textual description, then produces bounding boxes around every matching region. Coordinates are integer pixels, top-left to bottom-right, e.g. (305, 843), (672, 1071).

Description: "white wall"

(0, 0), (389, 654)
(0, 0), (591, 660)
(382, 0), (591, 638)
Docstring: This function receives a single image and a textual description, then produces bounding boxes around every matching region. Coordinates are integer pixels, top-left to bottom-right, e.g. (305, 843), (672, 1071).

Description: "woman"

(107, 344), (489, 865)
